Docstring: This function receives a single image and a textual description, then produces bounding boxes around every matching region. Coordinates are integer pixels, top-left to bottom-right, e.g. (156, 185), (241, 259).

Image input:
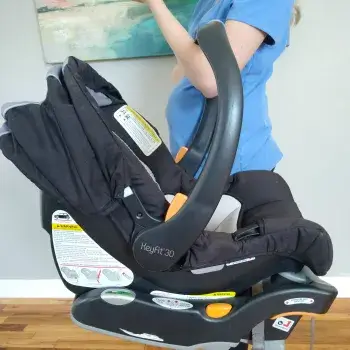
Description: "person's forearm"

(148, 0), (217, 97)
(171, 62), (185, 84)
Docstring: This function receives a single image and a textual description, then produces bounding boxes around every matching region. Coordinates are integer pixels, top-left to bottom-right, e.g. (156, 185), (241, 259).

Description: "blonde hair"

(292, 3), (301, 26)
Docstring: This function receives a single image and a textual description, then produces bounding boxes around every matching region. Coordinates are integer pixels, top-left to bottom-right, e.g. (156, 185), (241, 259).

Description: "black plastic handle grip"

(178, 97), (218, 177)
(132, 20), (243, 271)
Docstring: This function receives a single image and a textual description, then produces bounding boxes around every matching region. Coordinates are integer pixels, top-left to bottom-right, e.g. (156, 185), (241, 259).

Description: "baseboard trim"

(0, 277), (349, 298)
(0, 279), (74, 298)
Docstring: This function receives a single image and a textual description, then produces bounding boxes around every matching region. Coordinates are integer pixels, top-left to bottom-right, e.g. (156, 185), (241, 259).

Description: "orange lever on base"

(206, 303), (233, 319)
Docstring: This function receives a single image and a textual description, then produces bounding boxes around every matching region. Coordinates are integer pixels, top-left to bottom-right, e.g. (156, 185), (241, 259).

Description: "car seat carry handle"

(132, 20), (243, 271)
(176, 97), (218, 177)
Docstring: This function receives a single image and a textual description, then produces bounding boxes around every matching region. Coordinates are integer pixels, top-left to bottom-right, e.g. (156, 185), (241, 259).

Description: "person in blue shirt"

(135, 0), (300, 176)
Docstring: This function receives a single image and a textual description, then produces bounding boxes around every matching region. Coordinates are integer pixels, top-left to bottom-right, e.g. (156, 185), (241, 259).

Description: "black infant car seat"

(0, 21), (337, 349)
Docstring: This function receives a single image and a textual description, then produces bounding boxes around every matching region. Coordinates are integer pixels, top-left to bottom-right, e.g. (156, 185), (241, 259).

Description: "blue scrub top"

(166, 0), (295, 175)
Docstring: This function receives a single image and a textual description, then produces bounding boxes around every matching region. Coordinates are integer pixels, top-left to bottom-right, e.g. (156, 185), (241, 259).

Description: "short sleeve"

(226, 0), (295, 45)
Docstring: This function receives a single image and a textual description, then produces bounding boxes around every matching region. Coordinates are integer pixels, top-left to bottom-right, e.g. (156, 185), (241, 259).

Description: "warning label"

(114, 105), (162, 156)
(272, 317), (295, 333)
(150, 290), (236, 301)
(52, 210), (134, 288)
(52, 223), (83, 231)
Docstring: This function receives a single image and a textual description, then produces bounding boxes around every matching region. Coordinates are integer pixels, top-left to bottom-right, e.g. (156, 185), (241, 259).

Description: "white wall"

(0, 0), (349, 282)
(269, 0), (350, 277)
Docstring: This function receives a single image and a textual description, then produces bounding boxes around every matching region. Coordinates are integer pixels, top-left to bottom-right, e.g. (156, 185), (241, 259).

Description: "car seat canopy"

(63, 56), (195, 197)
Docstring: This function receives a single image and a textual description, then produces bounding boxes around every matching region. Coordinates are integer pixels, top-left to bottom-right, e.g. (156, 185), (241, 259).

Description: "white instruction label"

(52, 210), (134, 288)
(150, 290), (236, 301)
(114, 105), (162, 156)
(272, 317), (295, 333)
(152, 297), (193, 310)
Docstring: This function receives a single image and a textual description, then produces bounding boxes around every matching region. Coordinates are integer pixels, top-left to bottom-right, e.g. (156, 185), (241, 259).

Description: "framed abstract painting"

(34, 0), (198, 63)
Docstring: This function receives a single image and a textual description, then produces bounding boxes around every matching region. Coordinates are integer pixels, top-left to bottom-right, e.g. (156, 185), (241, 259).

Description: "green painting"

(34, 0), (198, 63)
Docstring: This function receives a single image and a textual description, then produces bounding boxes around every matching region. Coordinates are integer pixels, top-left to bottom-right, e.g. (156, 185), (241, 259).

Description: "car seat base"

(70, 268), (336, 349)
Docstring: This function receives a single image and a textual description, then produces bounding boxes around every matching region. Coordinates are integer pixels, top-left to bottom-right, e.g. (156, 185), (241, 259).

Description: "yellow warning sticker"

(114, 105), (162, 156)
(126, 106), (161, 143)
(150, 290), (236, 301)
(194, 292), (236, 298)
(52, 223), (83, 231)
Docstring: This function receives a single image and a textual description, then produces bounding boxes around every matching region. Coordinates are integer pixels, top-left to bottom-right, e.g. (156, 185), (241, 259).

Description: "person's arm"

(145, 0), (266, 98)
(171, 62), (184, 84)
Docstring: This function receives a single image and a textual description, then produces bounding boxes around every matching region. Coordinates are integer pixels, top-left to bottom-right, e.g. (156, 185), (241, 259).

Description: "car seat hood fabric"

(62, 56), (195, 196)
(0, 59), (170, 220)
